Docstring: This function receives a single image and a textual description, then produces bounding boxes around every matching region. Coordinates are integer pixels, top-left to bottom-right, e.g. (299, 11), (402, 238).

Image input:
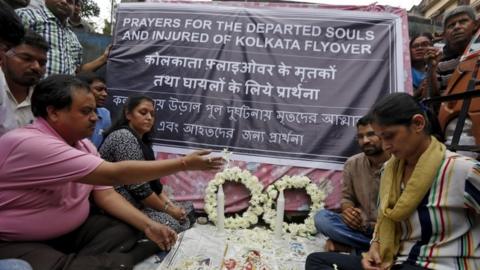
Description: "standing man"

(16, 0), (108, 77)
(77, 72), (111, 147)
(2, 30), (48, 127)
(422, 5), (478, 98)
(69, 0), (94, 33)
(314, 114), (390, 253)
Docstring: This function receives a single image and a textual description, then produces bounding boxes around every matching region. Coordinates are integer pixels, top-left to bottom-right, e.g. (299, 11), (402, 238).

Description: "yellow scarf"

(376, 136), (445, 267)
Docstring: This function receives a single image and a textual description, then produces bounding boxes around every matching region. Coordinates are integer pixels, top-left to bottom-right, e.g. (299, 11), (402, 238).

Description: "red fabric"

(158, 153), (342, 212)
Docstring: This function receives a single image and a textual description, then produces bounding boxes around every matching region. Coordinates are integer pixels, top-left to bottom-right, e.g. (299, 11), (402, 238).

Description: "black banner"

(107, 3), (404, 169)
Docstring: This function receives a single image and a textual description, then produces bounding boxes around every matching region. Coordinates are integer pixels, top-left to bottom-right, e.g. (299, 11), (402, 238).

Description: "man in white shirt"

(2, 30), (48, 127)
(0, 72), (17, 136)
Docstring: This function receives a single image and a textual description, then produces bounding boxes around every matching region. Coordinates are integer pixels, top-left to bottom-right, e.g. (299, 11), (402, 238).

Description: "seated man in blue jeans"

(314, 114), (389, 253)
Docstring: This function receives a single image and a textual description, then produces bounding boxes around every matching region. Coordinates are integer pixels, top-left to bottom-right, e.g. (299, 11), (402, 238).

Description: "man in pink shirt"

(0, 74), (224, 269)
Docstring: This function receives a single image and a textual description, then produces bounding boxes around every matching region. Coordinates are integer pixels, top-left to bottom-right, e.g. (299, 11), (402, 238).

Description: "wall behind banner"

(74, 31), (112, 79)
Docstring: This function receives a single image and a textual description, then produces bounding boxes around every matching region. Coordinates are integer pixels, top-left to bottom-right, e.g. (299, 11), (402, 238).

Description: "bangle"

(370, 238), (380, 245)
(163, 201), (170, 211)
(180, 157), (188, 169)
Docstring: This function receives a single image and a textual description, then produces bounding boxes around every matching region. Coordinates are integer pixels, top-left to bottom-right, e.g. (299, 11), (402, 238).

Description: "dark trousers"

(0, 214), (159, 270)
(305, 252), (430, 270)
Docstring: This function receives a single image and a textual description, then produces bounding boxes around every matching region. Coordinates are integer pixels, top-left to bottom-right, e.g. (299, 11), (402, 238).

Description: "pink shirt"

(0, 118), (106, 241)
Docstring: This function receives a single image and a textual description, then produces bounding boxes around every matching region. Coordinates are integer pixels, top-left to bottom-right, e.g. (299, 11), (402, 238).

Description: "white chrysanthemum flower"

(262, 175), (327, 237)
(204, 166), (266, 229)
(268, 189), (278, 199)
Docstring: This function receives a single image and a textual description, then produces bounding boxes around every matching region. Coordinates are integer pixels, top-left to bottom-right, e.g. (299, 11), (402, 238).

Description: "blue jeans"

(314, 209), (372, 251)
(0, 259), (32, 270)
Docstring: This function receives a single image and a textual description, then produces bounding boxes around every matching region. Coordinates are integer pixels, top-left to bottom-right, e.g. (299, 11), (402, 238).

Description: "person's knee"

(106, 222), (140, 252)
(314, 210), (335, 234)
(0, 259), (32, 270)
(0, 243), (64, 270)
(108, 221), (137, 238)
(305, 252), (328, 270)
(87, 216), (140, 253)
(305, 253), (318, 270)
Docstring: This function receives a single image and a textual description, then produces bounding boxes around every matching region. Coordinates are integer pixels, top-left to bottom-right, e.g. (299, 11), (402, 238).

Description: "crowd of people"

(0, 0), (479, 269)
(413, 6), (478, 102)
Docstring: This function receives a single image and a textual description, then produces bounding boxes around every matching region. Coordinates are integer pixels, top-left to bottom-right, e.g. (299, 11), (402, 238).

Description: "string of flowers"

(262, 175), (326, 237)
(204, 167), (266, 229)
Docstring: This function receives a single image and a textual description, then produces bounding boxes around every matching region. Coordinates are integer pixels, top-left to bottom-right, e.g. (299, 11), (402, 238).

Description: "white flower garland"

(262, 175), (326, 237)
(204, 167), (266, 229)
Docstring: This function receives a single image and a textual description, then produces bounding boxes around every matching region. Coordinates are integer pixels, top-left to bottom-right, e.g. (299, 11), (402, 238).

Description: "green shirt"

(16, 6), (83, 76)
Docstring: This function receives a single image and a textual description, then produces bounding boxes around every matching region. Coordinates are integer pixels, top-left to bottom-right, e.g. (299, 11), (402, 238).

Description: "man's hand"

(167, 205), (187, 223)
(103, 44), (112, 59)
(183, 150), (224, 171)
(423, 46), (442, 69)
(144, 222), (177, 251)
(341, 207), (363, 230)
(361, 242), (390, 270)
(414, 79), (428, 98)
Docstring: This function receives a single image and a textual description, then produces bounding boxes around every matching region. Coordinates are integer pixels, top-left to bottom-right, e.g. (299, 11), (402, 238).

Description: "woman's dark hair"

(105, 95), (155, 144)
(370, 93), (445, 141)
(409, 32), (434, 49)
(31, 74), (90, 118)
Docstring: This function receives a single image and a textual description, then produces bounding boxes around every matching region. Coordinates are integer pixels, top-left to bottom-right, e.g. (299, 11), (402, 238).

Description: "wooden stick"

(219, 243), (229, 270)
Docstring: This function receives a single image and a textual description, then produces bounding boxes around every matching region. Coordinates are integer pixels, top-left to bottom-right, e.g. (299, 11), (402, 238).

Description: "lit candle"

(217, 185), (225, 233)
(274, 189), (285, 239)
